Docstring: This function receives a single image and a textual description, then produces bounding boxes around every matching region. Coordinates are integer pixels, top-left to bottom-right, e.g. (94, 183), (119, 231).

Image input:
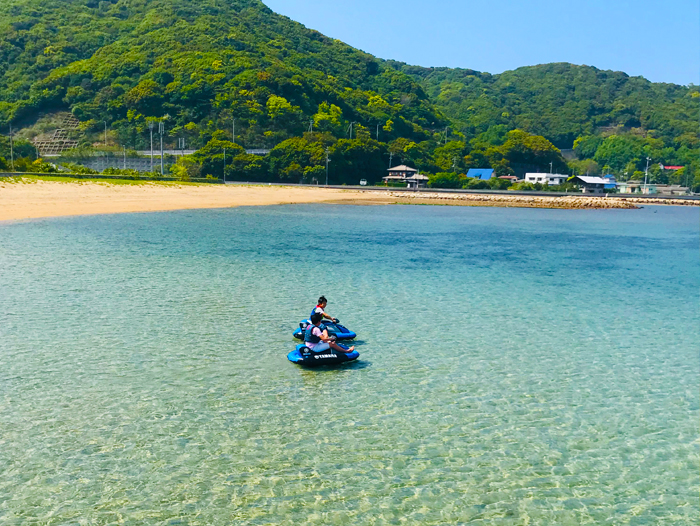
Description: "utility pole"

(644, 157), (651, 192)
(376, 124), (380, 141)
(325, 148), (330, 186)
(444, 126), (449, 145)
(123, 146), (126, 170)
(149, 122), (154, 173)
(159, 121), (164, 176)
(9, 124), (14, 171)
(452, 157), (457, 172)
(104, 121), (107, 147)
(389, 152), (393, 168)
(550, 161), (553, 174)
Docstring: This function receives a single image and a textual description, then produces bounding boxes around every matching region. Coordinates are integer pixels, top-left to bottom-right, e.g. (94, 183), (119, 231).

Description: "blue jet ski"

(293, 319), (357, 341)
(287, 343), (359, 367)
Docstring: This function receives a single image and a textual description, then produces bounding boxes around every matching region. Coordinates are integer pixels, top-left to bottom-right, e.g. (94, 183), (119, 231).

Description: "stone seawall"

(381, 192), (657, 209)
(383, 192), (700, 209)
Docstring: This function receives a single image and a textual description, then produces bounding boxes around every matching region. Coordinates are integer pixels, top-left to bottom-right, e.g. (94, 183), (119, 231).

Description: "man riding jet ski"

(293, 296), (357, 341)
(311, 296), (337, 323)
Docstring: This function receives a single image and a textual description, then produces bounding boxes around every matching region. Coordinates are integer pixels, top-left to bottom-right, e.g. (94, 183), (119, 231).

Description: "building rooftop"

(387, 165), (418, 173)
(467, 168), (494, 180)
(575, 176), (608, 184)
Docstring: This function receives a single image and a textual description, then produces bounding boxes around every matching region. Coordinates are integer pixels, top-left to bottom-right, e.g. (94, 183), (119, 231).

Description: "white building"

(383, 165), (429, 189)
(525, 173), (569, 185)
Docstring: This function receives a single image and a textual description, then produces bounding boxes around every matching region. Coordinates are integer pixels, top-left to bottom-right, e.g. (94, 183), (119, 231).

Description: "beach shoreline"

(0, 177), (390, 222)
(1, 177), (697, 222)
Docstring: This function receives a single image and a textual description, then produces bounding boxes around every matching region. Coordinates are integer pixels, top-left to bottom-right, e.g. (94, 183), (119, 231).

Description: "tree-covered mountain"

(0, 0), (444, 147)
(0, 0), (697, 188)
(391, 62), (698, 150)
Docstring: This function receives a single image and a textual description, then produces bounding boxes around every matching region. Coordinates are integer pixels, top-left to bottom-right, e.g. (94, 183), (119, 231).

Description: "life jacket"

(310, 305), (325, 319)
(304, 323), (322, 344)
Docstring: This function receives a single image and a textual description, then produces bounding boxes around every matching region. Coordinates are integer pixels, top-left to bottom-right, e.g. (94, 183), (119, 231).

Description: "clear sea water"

(0, 204), (698, 525)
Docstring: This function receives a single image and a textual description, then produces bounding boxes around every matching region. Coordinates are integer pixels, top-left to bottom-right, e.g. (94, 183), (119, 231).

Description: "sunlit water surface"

(0, 204), (698, 525)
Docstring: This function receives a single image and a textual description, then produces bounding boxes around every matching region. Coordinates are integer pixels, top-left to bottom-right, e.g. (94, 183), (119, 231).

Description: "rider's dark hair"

(311, 312), (324, 325)
(318, 296), (327, 305)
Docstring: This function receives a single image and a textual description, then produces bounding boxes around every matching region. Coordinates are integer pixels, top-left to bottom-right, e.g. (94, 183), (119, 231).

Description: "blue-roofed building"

(602, 174), (618, 190)
(467, 168), (495, 180)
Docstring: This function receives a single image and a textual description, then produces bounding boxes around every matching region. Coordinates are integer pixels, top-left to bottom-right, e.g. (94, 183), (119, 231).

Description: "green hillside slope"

(391, 62), (698, 150)
(0, 0), (697, 187)
(0, 0), (443, 147)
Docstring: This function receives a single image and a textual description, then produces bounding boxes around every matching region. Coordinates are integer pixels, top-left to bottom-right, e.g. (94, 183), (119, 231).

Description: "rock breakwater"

(380, 192), (699, 209)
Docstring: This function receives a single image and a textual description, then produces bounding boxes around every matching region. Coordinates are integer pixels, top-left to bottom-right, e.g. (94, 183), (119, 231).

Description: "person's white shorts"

(309, 342), (330, 353)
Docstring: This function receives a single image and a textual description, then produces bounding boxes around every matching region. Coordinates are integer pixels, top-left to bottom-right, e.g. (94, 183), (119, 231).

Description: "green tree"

(428, 172), (465, 189)
(330, 137), (387, 185)
(312, 102), (344, 135)
(170, 156), (201, 181)
(227, 154), (269, 182)
(499, 130), (568, 173)
(193, 131), (245, 178)
(594, 135), (644, 172)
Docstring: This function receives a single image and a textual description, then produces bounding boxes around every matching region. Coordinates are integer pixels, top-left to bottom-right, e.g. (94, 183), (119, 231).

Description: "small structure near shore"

(525, 173), (569, 185)
(467, 168), (495, 180)
(617, 181), (689, 196)
(383, 165), (429, 189)
(572, 176), (607, 194)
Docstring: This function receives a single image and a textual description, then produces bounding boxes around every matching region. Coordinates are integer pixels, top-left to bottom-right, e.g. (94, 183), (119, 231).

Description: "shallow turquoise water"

(0, 204), (698, 525)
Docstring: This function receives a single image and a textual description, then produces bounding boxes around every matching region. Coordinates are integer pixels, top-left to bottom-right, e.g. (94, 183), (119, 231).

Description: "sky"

(263, 0), (699, 85)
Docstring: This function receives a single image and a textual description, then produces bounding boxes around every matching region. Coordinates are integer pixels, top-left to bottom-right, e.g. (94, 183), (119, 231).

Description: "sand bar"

(2, 177), (698, 222)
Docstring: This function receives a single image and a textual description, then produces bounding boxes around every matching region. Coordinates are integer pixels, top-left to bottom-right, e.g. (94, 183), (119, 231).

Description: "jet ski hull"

(288, 344), (359, 367)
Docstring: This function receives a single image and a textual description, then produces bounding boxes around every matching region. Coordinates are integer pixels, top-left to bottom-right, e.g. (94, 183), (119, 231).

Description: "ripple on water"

(0, 204), (698, 525)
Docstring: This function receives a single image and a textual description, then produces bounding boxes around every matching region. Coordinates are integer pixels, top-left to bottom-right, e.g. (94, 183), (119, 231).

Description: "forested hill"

(0, 0), (697, 187)
(390, 62), (698, 150)
(0, 0), (444, 144)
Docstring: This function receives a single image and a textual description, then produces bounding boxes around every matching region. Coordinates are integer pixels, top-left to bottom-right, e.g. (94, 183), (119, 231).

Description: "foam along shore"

(382, 191), (700, 209)
(0, 177), (390, 222)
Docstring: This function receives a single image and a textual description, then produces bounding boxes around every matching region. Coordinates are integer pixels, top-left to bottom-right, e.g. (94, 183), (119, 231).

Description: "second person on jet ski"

(305, 312), (355, 354)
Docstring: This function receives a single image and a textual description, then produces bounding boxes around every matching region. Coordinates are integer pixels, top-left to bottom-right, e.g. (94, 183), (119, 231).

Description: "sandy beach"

(1, 177), (698, 222)
(0, 178), (389, 222)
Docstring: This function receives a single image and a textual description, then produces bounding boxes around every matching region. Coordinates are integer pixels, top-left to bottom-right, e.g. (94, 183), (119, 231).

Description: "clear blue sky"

(263, 0), (699, 85)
